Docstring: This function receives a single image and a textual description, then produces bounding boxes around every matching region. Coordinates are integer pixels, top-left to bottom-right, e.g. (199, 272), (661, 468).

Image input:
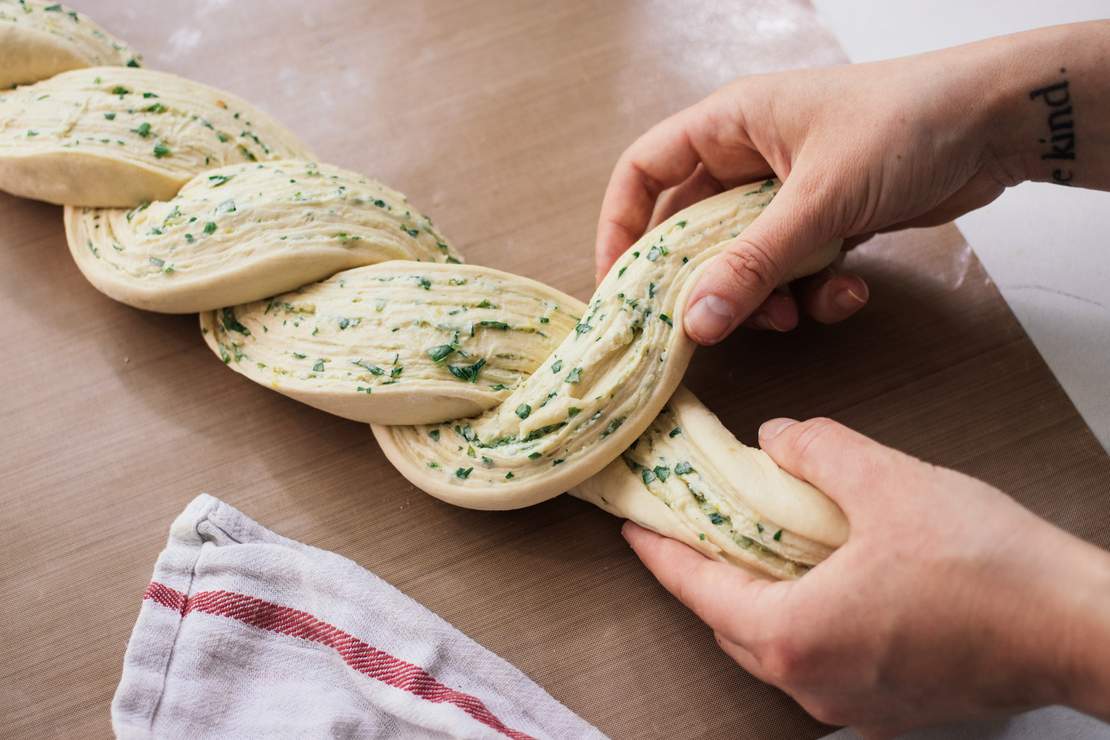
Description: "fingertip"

(758, 418), (798, 446)
(683, 294), (737, 345)
(801, 272), (869, 325)
(746, 291), (799, 332)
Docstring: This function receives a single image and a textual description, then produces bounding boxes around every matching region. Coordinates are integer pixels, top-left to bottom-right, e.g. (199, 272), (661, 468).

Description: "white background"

(815, 0), (1110, 451)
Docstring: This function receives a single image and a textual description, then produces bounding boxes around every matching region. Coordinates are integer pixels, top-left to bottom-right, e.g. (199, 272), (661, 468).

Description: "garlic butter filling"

(66, 160), (463, 312)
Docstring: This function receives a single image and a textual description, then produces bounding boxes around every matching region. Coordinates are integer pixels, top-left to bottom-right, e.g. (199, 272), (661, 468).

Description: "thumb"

(683, 174), (836, 344)
(757, 417), (913, 521)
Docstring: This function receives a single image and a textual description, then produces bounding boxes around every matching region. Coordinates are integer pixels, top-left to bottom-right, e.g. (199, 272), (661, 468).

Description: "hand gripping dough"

(574, 386), (847, 579)
(0, 67), (311, 206)
(202, 180), (847, 577)
(66, 160), (464, 313)
(0, 0), (140, 88)
(372, 180), (842, 510)
(2, 15), (847, 579)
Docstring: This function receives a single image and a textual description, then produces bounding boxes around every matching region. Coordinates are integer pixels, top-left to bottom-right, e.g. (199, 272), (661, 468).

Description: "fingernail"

(833, 285), (868, 312)
(759, 418), (798, 441)
(750, 311), (783, 332)
(620, 520), (632, 541)
(685, 295), (735, 343)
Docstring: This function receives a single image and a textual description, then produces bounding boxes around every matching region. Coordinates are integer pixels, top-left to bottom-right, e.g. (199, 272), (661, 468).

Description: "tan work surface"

(2, 1), (1108, 737)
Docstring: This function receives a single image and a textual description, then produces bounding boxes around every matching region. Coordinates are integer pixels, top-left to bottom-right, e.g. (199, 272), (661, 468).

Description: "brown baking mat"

(2, 1), (1107, 737)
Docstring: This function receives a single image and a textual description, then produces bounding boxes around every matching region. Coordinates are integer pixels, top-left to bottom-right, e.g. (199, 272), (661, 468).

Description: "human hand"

(595, 34), (1047, 344)
(623, 418), (1110, 737)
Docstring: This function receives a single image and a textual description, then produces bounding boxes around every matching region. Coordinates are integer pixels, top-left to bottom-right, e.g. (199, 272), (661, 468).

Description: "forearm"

(977, 21), (1110, 189)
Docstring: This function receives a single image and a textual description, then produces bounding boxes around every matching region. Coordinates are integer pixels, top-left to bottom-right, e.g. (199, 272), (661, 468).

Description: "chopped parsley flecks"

(131, 122), (151, 138)
(528, 452), (542, 460)
(505, 472), (515, 480)
(565, 367), (582, 384)
(668, 427), (681, 438)
(653, 466), (671, 482)
(515, 404), (532, 420)
(448, 358), (486, 383)
(659, 313), (673, 327)
(551, 359), (563, 374)
(455, 467), (473, 479)
(429, 429), (440, 441)
(220, 307), (250, 335)
(152, 142), (171, 159)
(674, 461), (694, 475)
(567, 407), (581, 418)
(426, 344), (456, 363)
(477, 320), (509, 330)
(312, 360), (326, 372)
(203, 221), (217, 235)
(773, 529), (783, 541)
(356, 386), (373, 394)
(600, 417), (624, 438)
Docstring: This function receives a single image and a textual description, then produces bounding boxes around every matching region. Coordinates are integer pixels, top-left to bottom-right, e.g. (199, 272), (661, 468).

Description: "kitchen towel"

(112, 494), (604, 739)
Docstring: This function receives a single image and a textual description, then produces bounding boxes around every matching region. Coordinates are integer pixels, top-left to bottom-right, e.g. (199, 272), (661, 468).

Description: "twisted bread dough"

(7, 9), (849, 578)
(0, 0), (140, 88)
(0, 67), (311, 206)
(66, 160), (463, 313)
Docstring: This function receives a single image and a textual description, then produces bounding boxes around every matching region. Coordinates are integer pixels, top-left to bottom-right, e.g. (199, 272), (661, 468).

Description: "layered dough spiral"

(0, 67), (310, 206)
(66, 160), (462, 312)
(5, 6), (849, 579)
(0, 0), (140, 88)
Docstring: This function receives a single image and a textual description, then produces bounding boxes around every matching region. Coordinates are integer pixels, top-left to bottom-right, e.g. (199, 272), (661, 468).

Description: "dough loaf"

(3, 7), (850, 579)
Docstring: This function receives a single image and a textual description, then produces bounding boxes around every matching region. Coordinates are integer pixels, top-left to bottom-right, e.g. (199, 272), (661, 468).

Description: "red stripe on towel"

(143, 581), (534, 740)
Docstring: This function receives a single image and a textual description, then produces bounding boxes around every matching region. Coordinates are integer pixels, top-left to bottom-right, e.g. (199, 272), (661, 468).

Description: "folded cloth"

(112, 494), (604, 739)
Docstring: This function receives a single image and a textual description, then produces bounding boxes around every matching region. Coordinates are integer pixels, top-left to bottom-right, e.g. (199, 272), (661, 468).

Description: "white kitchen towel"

(112, 494), (605, 739)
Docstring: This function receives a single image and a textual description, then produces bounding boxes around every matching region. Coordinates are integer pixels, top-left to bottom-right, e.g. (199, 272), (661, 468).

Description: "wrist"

(1053, 535), (1110, 718)
(972, 22), (1110, 187)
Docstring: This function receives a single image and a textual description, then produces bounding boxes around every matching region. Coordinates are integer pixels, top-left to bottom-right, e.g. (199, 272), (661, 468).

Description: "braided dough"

(0, 67), (310, 206)
(66, 160), (462, 313)
(5, 8), (850, 579)
(0, 0), (140, 88)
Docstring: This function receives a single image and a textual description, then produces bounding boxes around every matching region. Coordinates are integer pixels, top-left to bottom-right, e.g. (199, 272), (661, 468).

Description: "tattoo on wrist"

(1029, 68), (1074, 185)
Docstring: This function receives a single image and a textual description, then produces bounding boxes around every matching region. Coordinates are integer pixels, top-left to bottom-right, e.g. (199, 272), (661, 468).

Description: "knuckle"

(789, 417), (840, 460)
(719, 240), (783, 296)
(758, 630), (815, 685)
(803, 699), (853, 728)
